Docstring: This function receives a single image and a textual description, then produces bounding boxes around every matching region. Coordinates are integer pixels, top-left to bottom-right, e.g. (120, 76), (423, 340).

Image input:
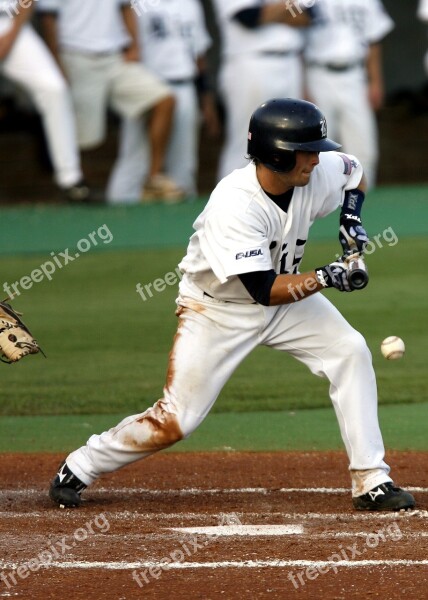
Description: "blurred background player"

(107, 0), (218, 203)
(304, 0), (394, 189)
(418, 0), (428, 75)
(211, 0), (312, 181)
(0, 0), (88, 201)
(37, 0), (184, 202)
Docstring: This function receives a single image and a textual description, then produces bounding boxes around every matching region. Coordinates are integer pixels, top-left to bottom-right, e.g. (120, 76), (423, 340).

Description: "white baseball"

(381, 336), (405, 360)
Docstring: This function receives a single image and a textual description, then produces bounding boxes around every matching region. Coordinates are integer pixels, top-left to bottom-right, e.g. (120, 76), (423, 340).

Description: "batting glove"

(339, 217), (369, 254)
(315, 260), (352, 292)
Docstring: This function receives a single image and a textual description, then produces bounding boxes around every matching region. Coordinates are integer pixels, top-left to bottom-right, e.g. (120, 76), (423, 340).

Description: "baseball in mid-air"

(381, 336), (405, 360)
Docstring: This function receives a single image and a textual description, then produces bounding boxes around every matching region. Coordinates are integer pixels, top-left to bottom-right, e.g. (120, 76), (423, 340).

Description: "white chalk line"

(1, 486), (427, 497)
(0, 559), (427, 571)
(1, 510), (427, 521)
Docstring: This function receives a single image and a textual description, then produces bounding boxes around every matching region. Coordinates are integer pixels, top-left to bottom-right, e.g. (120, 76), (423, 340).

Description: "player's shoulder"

(317, 152), (360, 177)
(213, 163), (261, 201)
(206, 164), (267, 218)
(312, 152), (363, 193)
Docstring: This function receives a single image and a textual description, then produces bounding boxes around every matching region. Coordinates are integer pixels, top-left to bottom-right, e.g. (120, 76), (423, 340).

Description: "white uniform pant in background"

(67, 291), (391, 497)
(106, 82), (198, 202)
(306, 66), (378, 188)
(217, 54), (303, 181)
(0, 21), (82, 188)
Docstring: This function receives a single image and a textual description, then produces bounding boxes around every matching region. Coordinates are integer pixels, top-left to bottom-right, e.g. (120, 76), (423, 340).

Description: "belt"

(258, 50), (298, 58)
(307, 61), (364, 72)
(203, 291), (256, 305)
(166, 78), (194, 86)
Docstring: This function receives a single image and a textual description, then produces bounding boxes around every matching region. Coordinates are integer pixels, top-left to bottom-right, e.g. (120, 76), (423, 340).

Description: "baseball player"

(212, 0), (313, 181)
(418, 0), (428, 75)
(37, 0), (184, 202)
(107, 0), (215, 203)
(304, 0), (394, 189)
(49, 98), (415, 513)
(0, 0), (88, 201)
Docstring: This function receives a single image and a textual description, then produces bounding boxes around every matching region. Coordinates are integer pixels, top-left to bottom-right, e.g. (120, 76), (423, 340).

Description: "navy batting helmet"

(247, 98), (341, 173)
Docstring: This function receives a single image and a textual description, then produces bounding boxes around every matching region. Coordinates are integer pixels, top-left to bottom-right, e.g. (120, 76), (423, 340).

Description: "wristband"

(341, 189), (365, 219)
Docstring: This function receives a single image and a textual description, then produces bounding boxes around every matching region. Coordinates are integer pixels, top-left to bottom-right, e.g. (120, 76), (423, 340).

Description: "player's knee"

(337, 331), (371, 363)
(39, 75), (69, 100)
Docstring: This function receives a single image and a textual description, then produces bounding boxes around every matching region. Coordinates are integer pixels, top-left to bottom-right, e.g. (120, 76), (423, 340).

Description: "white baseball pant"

(0, 20), (82, 188)
(67, 289), (392, 497)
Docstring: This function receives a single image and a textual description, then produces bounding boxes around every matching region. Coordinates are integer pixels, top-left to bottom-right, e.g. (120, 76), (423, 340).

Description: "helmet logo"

(248, 132), (252, 140)
(320, 118), (327, 138)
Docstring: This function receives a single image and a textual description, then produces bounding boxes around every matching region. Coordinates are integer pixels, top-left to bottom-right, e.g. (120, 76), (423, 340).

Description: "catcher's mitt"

(0, 301), (44, 363)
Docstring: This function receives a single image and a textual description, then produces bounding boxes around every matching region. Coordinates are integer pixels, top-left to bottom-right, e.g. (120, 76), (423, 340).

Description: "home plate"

(170, 525), (303, 536)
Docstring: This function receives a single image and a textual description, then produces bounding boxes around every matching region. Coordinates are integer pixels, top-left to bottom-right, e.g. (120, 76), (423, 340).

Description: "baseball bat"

(346, 253), (369, 290)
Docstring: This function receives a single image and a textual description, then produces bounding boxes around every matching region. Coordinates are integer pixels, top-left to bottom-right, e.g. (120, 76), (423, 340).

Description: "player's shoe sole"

(49, 461), (86, 508)
(353, 482), (415, 511)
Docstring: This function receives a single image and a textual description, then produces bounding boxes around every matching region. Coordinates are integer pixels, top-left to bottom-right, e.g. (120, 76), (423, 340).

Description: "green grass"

(0, 236), (427, 417)
(0, 402), (426, 452)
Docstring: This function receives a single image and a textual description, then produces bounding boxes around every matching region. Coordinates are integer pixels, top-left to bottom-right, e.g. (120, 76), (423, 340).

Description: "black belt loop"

(167, 78), (194, 86)
(307, 61), (364, 72)
(259, 50), (297, 58)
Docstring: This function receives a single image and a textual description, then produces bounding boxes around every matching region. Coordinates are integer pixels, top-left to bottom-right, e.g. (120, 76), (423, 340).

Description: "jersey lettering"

(279, 240), (307, 274)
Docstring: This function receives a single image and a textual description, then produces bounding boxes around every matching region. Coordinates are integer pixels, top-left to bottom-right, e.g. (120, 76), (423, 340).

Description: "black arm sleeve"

(232, 8), (262, 29)
(238, 269), (277, 306)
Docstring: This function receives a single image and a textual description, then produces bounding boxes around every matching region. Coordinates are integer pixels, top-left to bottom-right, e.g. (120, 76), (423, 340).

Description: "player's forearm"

(121, 5), (140, 58)
(5, 1), (33, 44)
(366, 43), (385, 109)
(366, 44), (383, 84)
(269, 271), (323, 305)
(12, 1), (33, 28)
(39, 14), (61, 64)
(357, 173), (368, 194)
(260, 2), (311, 27)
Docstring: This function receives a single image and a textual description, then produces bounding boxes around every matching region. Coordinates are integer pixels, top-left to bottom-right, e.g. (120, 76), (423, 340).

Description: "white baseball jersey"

(418, 0), (428, 20)
(37, 0), (130, 53)
(212, 0), (304, 57)
(136, 0), (211, 80)
(179, 152), (363, 303)
(304, 0), (394, 64)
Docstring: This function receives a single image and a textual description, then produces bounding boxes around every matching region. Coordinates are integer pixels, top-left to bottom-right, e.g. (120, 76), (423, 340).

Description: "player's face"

(288, 151), (320, 186)
(256, 152), (320, 194)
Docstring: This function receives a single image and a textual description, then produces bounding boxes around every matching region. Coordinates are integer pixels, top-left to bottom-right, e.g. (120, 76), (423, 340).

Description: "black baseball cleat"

(49, 461), (86, 508)
(353, 482), (415, 511)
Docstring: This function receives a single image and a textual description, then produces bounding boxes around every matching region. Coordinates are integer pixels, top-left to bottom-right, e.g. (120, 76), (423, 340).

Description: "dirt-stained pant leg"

(67, 298), (264, 485)
(260, 294), (392, 497)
